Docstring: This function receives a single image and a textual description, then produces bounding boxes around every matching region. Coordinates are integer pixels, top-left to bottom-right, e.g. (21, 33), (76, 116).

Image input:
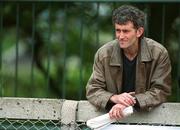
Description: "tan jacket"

(86, 37), (172, 111)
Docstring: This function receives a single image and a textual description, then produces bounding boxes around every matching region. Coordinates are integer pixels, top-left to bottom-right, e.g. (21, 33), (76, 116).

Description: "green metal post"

(161, 4), (166, 45)
(177, 5), (180, 101)
(144, 4), (150, 37)
(62, 4), (68, 99)
(46, 3), (52, 97)
(15, 3), (20, 96)
(79, 5), (84, 100)
(30, 3), (36, 97)
(0, 3), (3, 97)
(95, 2), (100, 49)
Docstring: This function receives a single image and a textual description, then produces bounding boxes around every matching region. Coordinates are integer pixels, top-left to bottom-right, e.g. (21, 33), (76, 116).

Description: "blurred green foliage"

(0, 2), (180, 101)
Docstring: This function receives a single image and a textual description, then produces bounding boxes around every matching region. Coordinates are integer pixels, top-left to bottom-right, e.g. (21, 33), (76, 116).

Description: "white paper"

(102, 124), (180, 130)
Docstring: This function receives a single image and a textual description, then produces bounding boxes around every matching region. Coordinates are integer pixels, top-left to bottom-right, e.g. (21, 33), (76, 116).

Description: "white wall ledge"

(0, 97), (180, 125)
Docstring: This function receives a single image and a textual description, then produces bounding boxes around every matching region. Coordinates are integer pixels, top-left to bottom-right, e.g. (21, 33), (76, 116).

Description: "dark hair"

(112, 5), (145, 29)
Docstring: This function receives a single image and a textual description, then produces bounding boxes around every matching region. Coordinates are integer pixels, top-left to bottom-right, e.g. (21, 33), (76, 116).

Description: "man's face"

(115, 21), (143, 49)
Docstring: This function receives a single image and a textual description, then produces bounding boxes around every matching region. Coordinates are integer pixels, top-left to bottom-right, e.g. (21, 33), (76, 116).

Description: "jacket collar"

(110, 39), (122, 66)
(140, 37), (152, 62)
(110, 37), (152, 66)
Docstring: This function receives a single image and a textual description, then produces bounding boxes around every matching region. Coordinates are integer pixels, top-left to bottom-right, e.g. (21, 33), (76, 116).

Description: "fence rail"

(0, 97), (180, 130)
(0, 97), (180, 125)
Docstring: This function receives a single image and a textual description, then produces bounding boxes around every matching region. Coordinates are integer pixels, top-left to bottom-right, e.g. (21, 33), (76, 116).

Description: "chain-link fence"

(0, 119), (90, 130)
(1, 118), (180, 130)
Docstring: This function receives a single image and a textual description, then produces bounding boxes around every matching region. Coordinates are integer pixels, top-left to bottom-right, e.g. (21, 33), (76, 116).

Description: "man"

(86, 5), (171, 120)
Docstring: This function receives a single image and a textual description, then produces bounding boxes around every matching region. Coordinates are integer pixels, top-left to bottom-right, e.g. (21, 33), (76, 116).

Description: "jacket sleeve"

(86, 51), (114, 110)
(135, 49), (172, 111)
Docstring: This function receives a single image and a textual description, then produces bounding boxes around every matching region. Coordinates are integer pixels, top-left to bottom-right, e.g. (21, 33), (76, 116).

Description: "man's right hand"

(110, 92), (136, 107)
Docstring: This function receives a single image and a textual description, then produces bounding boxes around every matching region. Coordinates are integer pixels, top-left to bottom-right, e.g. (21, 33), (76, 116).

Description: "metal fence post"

(15, 3), (20, 96)
(0, 3), (3, 97)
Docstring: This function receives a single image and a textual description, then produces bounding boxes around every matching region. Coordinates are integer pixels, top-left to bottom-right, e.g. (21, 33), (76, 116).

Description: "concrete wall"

(0, 97), (180, 125)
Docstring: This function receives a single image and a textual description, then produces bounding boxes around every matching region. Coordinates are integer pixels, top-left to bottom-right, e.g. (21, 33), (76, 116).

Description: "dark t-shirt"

(122, 53), (137, 93)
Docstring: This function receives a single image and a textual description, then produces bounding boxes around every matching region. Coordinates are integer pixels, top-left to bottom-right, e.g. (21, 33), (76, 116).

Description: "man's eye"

(123, 30), (129, 33)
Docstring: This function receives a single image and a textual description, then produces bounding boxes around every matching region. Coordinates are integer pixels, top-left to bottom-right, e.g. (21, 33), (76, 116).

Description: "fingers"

(110, 92), (136, 107)
(122, 98), (135, 106)
(128, 92), (136, 105)
(109, 104), (125, 120)
(118, 92), (136, 106)
(109, 109), (123, 120)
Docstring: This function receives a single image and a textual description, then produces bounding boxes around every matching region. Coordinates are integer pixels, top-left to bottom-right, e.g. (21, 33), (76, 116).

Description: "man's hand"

(109, 103), (126, 120)
(110, 92), (136, 106)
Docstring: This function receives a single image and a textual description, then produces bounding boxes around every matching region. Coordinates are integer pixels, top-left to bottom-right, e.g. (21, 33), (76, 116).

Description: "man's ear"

(136, 27), (144, 38)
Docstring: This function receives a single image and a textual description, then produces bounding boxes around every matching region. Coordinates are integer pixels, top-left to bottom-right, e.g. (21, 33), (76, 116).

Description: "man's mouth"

(120, 40), (127, 44)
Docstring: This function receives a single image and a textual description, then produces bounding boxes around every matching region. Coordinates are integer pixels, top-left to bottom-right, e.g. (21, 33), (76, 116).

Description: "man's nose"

(119, 32), (124, 39)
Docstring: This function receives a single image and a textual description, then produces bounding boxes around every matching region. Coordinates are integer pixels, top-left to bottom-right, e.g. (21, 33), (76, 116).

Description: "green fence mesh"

(0, 119), (90, 130)
(1, 118), (180, 130)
